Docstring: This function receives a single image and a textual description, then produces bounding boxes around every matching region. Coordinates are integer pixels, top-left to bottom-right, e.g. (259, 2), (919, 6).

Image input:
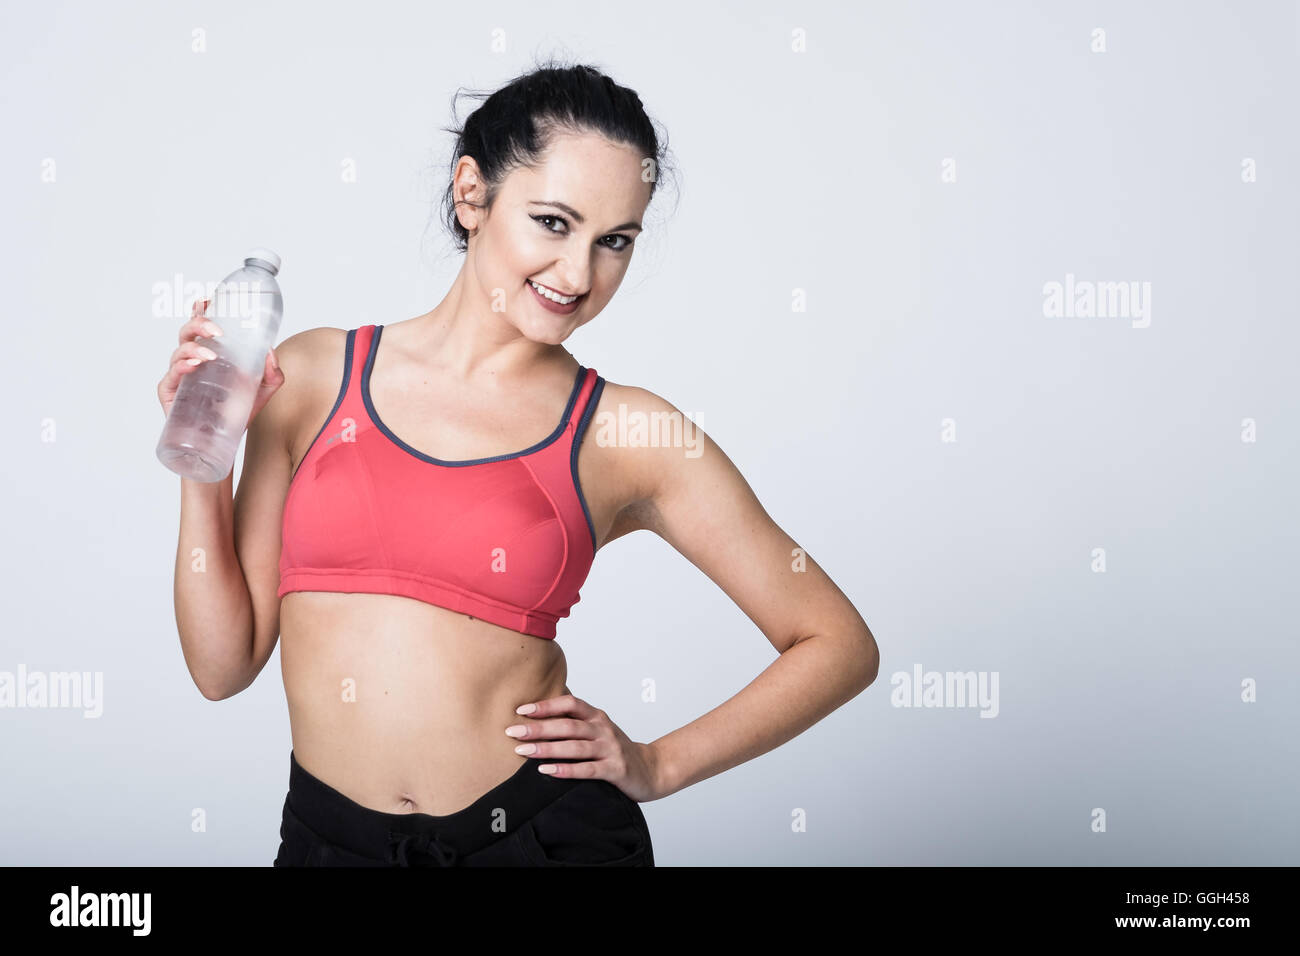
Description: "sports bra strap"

(567, 367), (604, 432)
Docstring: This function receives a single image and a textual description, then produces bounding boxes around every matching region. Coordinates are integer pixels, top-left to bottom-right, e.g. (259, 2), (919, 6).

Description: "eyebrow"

(528, 200), (643, 233)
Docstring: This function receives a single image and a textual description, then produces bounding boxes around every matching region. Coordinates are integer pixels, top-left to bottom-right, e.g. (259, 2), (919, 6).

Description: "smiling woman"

(163, 55), (878, 869)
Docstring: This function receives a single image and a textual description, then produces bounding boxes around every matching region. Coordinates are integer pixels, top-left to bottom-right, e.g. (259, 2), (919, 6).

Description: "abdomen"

(278, 591), (568, 815)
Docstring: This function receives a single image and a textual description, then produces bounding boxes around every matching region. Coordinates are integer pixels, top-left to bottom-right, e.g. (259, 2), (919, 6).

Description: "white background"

(2, 0), (1297, 864)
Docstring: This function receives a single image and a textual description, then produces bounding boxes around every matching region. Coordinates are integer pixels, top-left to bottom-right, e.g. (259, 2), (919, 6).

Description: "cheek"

(495, 236), (549, 289)
(494, 219), (543, 260)
(473, 239), (535, 305)
(589, 269), (624, 304)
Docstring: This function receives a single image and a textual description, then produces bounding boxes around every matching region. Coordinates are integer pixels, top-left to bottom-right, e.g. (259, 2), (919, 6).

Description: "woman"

(159, 60), (879, 867)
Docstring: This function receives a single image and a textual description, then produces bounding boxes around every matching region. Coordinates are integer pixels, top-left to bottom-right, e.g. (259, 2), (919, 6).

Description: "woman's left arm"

(510, 387), (879, 801)
(623, 389), (880, 798)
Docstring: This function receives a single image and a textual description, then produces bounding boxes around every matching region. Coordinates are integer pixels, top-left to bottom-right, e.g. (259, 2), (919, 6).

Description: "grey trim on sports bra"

(287, 327), (356, 486)
(571, 376), (606, 551)
(360, 324), (588, 467)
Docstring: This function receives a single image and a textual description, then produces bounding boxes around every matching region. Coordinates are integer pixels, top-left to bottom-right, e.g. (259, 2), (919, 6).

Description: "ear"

(453, 156), (487, 234)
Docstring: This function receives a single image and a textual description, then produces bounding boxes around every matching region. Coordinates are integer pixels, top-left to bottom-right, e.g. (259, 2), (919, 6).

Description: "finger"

(178, 302), (222, 346)
(158, 351), (211, 396)
(513, 739), (601, 761)
(514, 693), (596, 720)
(258, 349), (283, 385)
(169, 340), (219, 368)
(506, 716), (595, 741)
(535, 758), (601, 779)
(178, 317), (223, 346)
(185, 296), (209, 329)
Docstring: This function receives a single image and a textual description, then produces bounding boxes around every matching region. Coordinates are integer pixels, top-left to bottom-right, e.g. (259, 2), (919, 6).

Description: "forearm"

(174, 471), (254, 698)
(646, 629), (878, 799)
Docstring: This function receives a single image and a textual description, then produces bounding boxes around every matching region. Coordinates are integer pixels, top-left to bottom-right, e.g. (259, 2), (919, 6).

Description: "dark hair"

(435, 56), (677, 254)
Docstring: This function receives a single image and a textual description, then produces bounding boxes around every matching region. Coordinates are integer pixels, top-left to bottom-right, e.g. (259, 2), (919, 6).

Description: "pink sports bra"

(277, 324), (606, 640)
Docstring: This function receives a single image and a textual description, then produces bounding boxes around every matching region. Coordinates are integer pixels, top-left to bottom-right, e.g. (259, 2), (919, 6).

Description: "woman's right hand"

(158, 297), (285, 421)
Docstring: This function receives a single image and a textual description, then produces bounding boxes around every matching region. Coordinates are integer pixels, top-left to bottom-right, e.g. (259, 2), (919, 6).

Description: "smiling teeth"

(529, 280), (579, 304)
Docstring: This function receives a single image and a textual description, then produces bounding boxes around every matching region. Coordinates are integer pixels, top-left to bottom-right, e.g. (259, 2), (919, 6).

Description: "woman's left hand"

(506, 693), (664, 802)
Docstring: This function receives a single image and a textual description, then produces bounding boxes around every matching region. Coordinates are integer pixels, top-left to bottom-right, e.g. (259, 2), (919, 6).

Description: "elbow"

(855, 628), (880, 689)
(862, 650), (880, 689)
(194, 666), (249, 702)
(196, 677), (234, 701)
(184, 629), (261, 701)
(800, 625), (879, 692)
(198, 683), (232, 702)
(790, 623), (880, 693)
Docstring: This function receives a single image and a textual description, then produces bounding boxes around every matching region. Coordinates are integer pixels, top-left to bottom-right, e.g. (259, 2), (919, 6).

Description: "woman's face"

(458, 132), (653, 344)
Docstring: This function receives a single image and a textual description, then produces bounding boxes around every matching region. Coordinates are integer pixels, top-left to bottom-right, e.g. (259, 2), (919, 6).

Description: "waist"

(279, 591), (567, 814)
(282, 748), (588, 862)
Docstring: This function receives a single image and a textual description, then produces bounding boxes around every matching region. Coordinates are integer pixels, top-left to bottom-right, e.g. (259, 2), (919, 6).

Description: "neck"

(408, 257), (567, 384)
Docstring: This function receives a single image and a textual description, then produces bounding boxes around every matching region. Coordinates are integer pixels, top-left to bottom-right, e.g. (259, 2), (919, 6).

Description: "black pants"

(273, 750), (654, 867)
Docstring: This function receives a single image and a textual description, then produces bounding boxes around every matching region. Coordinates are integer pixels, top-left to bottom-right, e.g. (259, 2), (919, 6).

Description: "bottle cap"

(245, 247), (282, 274)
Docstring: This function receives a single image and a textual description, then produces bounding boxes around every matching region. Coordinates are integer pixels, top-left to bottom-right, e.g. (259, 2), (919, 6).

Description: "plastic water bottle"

(156, 248), (284, 482)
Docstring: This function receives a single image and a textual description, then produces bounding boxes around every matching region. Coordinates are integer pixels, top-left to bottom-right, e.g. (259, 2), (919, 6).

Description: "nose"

(555, 250), (592, 296)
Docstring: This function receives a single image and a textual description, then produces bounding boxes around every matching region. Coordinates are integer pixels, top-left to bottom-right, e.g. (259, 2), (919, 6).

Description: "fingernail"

(537, 765), (556, 774)
(198, 347), (217, 360)
(206, 323), (223, 337)
(505, 725), (526, 738)
(514, 744), (536, 755)
(187, 357), (202, 365)
(516, 703), (537, 715)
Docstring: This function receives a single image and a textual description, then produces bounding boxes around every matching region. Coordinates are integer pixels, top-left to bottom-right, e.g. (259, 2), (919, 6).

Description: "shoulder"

(274, 326), (352, 407)
(586, 377), (681, 422)
(583, 375), (719, 517)
(258, 327), (353, 450)
(276, 326), (351, 378)
(584, 377), (674, 448)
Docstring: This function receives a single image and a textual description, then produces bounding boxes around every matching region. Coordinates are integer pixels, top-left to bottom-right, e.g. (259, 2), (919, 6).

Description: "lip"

(527, 279), (585, 315)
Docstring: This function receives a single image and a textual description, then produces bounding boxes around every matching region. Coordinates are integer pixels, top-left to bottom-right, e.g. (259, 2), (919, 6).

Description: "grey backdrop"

(2, 0), (1296, 865)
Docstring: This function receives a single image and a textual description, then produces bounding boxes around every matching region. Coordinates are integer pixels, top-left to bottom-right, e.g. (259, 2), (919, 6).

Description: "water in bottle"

(156, 248), (284, 482)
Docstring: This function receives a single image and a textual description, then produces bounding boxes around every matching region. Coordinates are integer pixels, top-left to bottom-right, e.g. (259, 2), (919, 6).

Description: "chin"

(515, 320), (569, 346)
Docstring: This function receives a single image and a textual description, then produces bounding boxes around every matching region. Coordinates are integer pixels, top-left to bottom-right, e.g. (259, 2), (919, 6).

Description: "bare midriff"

(279, 590), (568, 816)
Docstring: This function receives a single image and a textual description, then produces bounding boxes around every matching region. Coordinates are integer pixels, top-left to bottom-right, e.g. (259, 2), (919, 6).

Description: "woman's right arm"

(163, 300), (315, 700)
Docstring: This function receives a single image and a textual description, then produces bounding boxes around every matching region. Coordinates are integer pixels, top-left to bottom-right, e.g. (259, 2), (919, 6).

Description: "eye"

(532, 214), (566, 233)
(531, 214), (635, 253)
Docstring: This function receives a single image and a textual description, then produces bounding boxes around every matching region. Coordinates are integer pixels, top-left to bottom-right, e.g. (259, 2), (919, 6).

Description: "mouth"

(527, 278), (586, 314)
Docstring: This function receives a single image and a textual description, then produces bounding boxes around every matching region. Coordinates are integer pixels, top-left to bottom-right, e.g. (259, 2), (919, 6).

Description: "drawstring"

(385, 828), (459, 867)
